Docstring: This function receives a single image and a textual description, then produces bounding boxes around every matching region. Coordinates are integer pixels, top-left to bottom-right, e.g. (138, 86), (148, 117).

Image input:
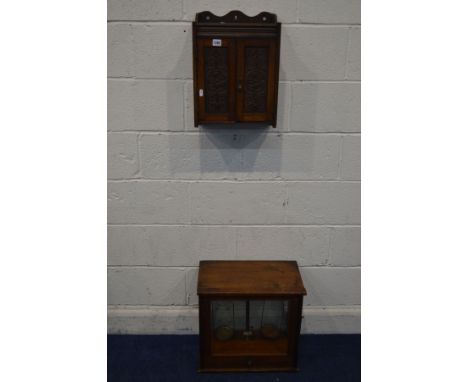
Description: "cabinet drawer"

(200, 355), (296, 372)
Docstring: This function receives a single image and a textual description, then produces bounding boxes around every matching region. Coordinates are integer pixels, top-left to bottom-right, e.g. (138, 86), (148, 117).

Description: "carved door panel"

(196, 38), (236, 123)
(236, 39), (277, 123)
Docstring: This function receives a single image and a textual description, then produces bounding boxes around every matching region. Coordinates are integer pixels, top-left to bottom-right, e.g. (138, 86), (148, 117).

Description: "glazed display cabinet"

(197, 261), (306, 372)
(192, 11), (281, 127)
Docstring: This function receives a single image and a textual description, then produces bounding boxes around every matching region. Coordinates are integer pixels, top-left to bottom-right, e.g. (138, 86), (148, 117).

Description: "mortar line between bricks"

(108, 265), (192, 269)
(107, 179), (361, 183)
(108, 131), (361, 135)
(108, 305), (193, 308)
(107, 21), (360, 27)
(108, 77), (188, 81)
(108, 177), (354, 181)
(287, 80), (360, 83)
(107, 304), (361, 309)
(108, 77), (360, 84)
(107, 224), (361, 228)
(286, 23), (361, 27)
(107, 265), (361, 269)
(108, 21), (192, 25)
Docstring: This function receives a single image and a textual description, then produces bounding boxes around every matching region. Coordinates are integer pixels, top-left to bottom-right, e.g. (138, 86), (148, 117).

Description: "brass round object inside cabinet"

(215, 325), (234, 341)
(260, 324), (281, 339)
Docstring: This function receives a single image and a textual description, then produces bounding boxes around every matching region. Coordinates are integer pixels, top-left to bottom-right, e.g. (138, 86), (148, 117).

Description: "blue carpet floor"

(108, 334), (360, 382)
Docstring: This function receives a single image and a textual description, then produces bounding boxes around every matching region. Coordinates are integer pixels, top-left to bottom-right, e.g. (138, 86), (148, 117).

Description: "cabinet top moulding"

(194, 11), (279, 38)
(195, 10), (278, 25)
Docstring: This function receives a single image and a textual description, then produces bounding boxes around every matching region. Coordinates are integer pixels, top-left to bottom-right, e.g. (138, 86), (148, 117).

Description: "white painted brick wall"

(183, 1), (240, 21)
(236, 227), (330, 265)
(138, 132), (341, 180)
(346, 27), (361, 80)
(108, 0), (360, 334)
(108, 24), (134, 77)
(290, 83), (361, 132)
(108, 181), (190, 224)
(108, 267), (187, 305)
(185, 268), (199, 305)
(285, 182), (360, 224)
(108, 23), (192, 78)
(280, 26), (349, 80)
(108, 225), (237, 266)
(108, 79), (185, 131)
(108, 0), (183, 21)
(297, 0), (361, 24)
(250, 1), (299, 22)
(329, 227), (361, 266)
(341, 135), (361, 180)
(190, 182), (287, 224)
(301, 267), (361, 306)
(107, 133), (139, 179)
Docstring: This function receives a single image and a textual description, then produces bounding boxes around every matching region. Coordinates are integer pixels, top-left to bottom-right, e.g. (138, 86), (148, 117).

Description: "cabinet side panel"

(273, 24), (281, 127)
(287, 296), (303, 369)
(192, 23), (199, 126)
(199, 296), (212, 370)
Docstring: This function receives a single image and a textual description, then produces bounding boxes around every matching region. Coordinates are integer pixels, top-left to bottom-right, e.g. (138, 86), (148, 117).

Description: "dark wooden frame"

(192, 11), (281, 127)
(197, 261), (306, 372)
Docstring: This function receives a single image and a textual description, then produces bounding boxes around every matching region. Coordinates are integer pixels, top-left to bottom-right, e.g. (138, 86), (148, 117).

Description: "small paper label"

(199, 89), (204, 97)
(212, 39), (222, 47)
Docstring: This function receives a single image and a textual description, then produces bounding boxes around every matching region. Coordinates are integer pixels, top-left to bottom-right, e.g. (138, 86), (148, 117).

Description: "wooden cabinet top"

(195, 10), (278, 26)
(197, 260), (306, 296)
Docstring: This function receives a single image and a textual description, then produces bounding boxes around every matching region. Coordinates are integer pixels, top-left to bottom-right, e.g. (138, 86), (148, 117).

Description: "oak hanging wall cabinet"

(192, 11), (281, 127)
(197, 261), (307, 372)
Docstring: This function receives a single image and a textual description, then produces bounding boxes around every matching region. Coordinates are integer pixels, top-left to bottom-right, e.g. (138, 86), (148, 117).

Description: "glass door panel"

(211, 299), (289, 356)
(196, 38), (236, 123)
(236, 39), (277, 122)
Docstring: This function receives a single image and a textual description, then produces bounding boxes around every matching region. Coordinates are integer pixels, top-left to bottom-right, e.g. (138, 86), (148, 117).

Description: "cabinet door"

(236, 39), (278, 123)
(201, 298), (294, 372)
(196, 38), (236, 123)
